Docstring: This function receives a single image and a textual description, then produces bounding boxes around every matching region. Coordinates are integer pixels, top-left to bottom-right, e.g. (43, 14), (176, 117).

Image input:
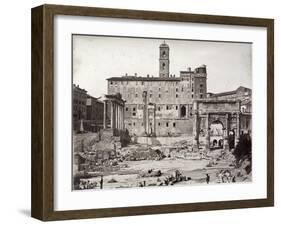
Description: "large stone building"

(107, 41), (208, 137)
(73, 84), (104, 132)
(73, 84), (87, 124)
(86, 95), (104, 132)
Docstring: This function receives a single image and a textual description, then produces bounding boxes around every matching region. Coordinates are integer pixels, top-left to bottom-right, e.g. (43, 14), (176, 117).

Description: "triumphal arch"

(192, 100), (246, 151)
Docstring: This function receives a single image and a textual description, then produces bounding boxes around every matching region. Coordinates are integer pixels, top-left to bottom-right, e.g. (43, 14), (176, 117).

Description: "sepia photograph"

(72, 35), (252, 191)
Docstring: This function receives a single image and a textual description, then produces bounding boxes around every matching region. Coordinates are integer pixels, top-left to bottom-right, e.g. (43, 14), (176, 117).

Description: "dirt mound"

(123, 147), (165, 161)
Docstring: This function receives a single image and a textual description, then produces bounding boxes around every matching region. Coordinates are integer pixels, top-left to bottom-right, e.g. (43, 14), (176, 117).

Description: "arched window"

(162, 63), (166, 70)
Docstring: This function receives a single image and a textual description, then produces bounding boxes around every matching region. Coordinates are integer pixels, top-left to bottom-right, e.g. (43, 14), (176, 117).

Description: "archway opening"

(210, 120), (224, 149)
(213, 139), (218, 147)
(180, 106), (186, 118)
(210, 120), (223, 136)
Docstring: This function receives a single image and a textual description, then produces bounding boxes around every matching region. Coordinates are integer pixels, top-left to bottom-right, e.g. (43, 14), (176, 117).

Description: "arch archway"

(180, 106), (186, 118)
(210, 120), (224, 136)
(209, 120), (224, 149)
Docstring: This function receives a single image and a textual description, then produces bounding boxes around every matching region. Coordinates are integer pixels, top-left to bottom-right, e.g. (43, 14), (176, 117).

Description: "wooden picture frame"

(31, 4), (274, 221)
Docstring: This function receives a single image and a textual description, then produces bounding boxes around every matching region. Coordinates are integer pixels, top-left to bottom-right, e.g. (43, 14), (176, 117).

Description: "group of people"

(78, 180), (98, 189)
(217, 170), (236, 183)
(78, 175), (104, 190)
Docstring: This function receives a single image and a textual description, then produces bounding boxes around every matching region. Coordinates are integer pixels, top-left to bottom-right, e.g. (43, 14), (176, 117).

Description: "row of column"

(103, 100), (124, 131)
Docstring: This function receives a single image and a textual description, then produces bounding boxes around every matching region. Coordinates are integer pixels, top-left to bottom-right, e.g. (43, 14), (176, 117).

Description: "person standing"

(100, 175), (103, 189)
(206, 174), (210, 184)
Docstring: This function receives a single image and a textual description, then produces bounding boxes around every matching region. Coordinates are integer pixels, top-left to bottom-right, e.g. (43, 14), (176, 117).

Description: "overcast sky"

(73, 35), (252, 98)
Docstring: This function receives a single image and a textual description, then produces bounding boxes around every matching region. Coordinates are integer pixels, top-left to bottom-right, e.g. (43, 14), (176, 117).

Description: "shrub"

(120, 129), (131, 147)
(233, 133), (252, 164)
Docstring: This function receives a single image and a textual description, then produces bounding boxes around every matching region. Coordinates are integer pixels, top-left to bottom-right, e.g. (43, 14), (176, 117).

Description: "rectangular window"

(158, 122), (161, 126)
(176, 94), (178, 98)
(132, 112), (136, 116)
(125, 107), (128, 111)
(200, 84), (204, 88)
(159, 94), (161, 98)
(150, 94), (152, 98)
(166, 106), (169, 110)
(166, 122), (169, 127)
(133, 122), (135, 126)
(200, 94), (203, 98)
(133, 107), (136, 111)
(191, 94), (194, 98)
(158, 107), (161, 111)
(176, 106), (178, 110)
(135, 93), (138, 97)
(173, 122), (176, 127)
(176, 88), (178, 92)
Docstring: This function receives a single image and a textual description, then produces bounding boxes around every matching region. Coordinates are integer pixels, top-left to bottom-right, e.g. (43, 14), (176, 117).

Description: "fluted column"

(205, 113), (210, 150)
(118, 105), (122, 130)
(117, 105), (120, 130)
(103, 100), (107, 129)
(110, 101), (114, 129)
(224, 113), (229, 150)
(235, 112), (241, 146)
(122, 106), (125, 130)
(192, 101), (199, 150)
(114, 103), (117, 130)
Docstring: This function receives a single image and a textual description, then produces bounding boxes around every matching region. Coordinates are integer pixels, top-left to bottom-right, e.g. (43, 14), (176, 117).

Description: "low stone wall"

(136, 135), (193, 146)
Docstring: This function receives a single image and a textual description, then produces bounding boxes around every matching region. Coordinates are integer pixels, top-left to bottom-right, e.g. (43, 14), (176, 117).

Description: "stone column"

(119, 105), (121, 130)
(110, 101), (114, 129)
(153, 104), (156, 135)
(118, 104), (120, 130)
(224, 113), (229, 150)
(115, 103), (118, 130)
(205, 113), (210, 150)
(146, 106), (149, 135)
(235, 112), (241, 146)
(192, 101), (199, 150)
(116, 104), (118, 130)
(120, 105), (122, 130)
(103, 100), (107, 129)
(122, 105), (125, 130)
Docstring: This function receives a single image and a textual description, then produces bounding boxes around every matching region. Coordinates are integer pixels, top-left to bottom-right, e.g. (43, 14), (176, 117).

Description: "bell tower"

(159, 41), (170, 78)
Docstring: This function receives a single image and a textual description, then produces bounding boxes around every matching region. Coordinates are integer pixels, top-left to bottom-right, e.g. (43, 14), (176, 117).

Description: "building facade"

(107, 42), (208, 136)
(86, 95), (104, 132)
(73, 84), (88, 130)
(73, 84), (105, 132)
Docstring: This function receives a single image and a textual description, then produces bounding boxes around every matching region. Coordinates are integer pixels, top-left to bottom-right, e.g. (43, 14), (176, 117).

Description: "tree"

(233, 133), (252, 165)
(120, 129), (131, 147)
